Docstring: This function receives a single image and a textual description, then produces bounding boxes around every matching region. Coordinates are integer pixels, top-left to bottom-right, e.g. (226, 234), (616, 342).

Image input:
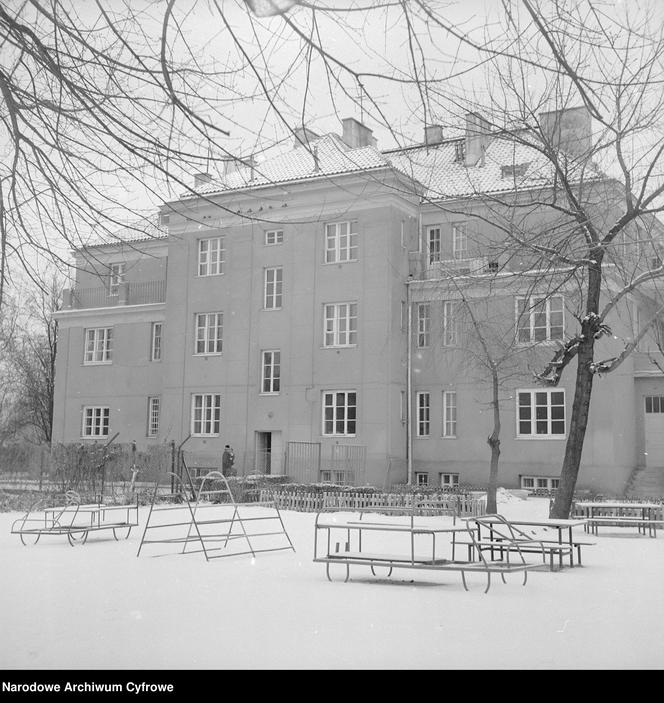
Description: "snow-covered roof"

(78, 217), (168, 251)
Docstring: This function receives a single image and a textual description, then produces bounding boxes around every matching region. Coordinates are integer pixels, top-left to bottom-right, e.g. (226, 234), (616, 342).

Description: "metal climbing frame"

(136, 461), (295, 561)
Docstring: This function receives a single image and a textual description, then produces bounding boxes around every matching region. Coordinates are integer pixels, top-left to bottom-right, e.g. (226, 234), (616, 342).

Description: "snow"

(1, 494), (663, 670)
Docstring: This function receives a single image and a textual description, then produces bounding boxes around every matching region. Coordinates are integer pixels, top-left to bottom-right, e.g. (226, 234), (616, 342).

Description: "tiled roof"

(79, 217), (168, 250)
(192, 133), (395, 196)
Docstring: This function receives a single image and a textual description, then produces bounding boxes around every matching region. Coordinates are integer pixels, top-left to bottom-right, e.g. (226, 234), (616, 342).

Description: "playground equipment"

(136, 461), (295, 561)
(11, 490), (139, 547)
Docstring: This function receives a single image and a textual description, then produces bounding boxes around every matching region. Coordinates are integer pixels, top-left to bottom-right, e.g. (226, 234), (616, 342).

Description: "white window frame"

(264, 267), (283, 310)
(415, 472), (429, 486)
(197, 236), (225, 277)
(521, 476), (560, 491)
(427, 226), (441, 264)
(442, 391), (457, 438)
(322, 390), (357, 436)
(416, 392), (430, 437)
(261, 350), (281, 394)
(440, 472), (460, 488)
(150, 322), (162, 362)
(108, 263), (125, 296)
(191, 394), (221, 436)
(147, 397), (160, 437)
(417, 303), (430, 348)
(82, 406), (110, 437)
(84, 327), (113, 364)
(324, 302), (358, 347)
(516, 389), (566, 439)
(442, 301), (458, 347)
(452, 223), (468, 259)
(194, 312), (223, 355)
(265, 229), (283, 246)
(325, 221), (358, 264)
(516, 295), (564, 344)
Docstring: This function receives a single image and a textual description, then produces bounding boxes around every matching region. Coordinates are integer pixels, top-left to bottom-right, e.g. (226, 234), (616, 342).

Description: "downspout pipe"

(406, 277), (413, 486)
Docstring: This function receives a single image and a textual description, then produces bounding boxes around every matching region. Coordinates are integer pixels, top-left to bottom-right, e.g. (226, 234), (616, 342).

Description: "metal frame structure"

(136, 460), (295, 561)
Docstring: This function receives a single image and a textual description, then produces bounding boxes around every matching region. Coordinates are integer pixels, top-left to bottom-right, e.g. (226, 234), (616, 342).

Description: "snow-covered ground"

(1, 493), (663, 670)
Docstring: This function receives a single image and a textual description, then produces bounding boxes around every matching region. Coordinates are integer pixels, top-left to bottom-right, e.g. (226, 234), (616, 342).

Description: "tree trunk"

(486, 367), (501, 514)
(550, 258), (603, 518)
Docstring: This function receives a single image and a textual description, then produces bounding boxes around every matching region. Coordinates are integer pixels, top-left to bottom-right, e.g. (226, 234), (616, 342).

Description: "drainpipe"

(406, 278), (413, 486)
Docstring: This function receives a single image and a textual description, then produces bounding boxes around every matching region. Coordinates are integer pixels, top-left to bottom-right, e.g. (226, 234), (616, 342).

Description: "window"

(443, 391), (457, 437)
(645, 396), (664, 413)
(517, 295), (564, 343)
(427, 226), (441, 264)
(150, 322), (162, 362)
(452, 223), (467, 259)
(265, 229), (283, 245)
(517, 389), (566, 437)
(191, 394), (221, 436)
(415, 472), (429, 486)
(84, 327), (113, 364)
(261, 350), (281, 394)
(324, 302), (357, 347)
(325, 221), (358, 263)
(147, 397), (160, 437)
(195, 313), (223, 354)
(198, 236), (225, 276)
(108, 263), (125, 296)
(264, 267), (283, 309)
(440, 473), (460, 487)
(442, 301), (458, 347)
(82, 406), (109, 437)
(521, 476), (559, 490)
(416, 392), (430, 437)
(454, 142), (465, 163)
(322, 391), (357, 436)
(417, 303), (430, 348)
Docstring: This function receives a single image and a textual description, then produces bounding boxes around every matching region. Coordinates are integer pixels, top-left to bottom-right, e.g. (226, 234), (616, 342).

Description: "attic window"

(454, 142), (465, 163)
(501, 163), (529, 179)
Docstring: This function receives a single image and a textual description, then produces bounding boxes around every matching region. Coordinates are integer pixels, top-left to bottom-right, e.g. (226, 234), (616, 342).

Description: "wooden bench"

(585, 516), (664, 537)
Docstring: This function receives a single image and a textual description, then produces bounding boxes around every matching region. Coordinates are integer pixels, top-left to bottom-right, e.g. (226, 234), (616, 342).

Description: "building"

(52, 112), (664, 495)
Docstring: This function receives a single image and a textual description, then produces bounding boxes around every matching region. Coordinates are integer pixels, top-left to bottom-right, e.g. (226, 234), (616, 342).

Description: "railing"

(65, 280), (166, 309)
(425, 256), (490, 279)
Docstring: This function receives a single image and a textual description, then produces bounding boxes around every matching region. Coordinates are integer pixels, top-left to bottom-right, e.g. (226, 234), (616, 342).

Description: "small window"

(264, 267), (283, 310)
(440, 473), (459, 487)
(501, 163), (529, 179)
(443, 391), (457, 438)
(147, 397), (160, 437)
(150, 322), (162, 362)
(84, 327), (113, 364)
(82, 406), (110, 437)
(517, 389), (566, 437)
(322, 391), (357, 436)
(427, 226), (441, 264)
(265, 229), (284, 246)
(108, 263), (125, 296)
(415, 472), (429, 486)
(417, 303), (430, 348)
(454, 142), (465, 162)
(198, 236), (225, 276)
(521, 476), (559, 491)
(416, 392), (430, 437)
(645, 396), (664, 413)
(324, 302), (358, 347)
(191, 394), (221, 436)
(195, 313), (223, 355)
(261, 350), (281, 394)
(325, 221), (358, 263)
(452, 223), (467, 260)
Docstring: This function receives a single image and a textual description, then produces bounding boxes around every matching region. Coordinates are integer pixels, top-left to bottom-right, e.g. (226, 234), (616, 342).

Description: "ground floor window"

(415, 472), (429, 486)
(521, 476), (560, 491)
(82, 406), (110, 437)
(147, 397), (160, 437)
(440, 472), (459, 488)
(322, 390), (357, 436)
(191, 394), (221, 436)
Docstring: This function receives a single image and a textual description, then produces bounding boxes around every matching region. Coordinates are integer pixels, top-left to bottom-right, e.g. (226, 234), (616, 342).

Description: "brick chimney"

(292, 126), (320, 149)
(539, 106), (591, 160)
(425, 125), (444, 145)
(342, 117), (377, 148)
(464, 112), (491, 167)
(193, 172), (212, 188)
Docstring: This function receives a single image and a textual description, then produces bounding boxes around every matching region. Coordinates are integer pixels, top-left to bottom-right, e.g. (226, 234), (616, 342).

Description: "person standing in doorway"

(222, 444), (236, 476)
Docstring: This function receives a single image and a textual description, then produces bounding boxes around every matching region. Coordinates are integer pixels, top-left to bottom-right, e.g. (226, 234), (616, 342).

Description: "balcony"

(425, 256), (492, 279)
(63, 280), (166, 309)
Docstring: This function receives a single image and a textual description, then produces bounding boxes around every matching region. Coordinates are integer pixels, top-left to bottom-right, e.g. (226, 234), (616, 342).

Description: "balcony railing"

(425, 256), (491, 279)
(64, 280), (166, 309)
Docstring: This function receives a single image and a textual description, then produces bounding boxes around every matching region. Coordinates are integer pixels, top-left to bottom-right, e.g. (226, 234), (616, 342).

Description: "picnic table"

(460, 515), (591, 568)
(573, 501), (663, 537)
